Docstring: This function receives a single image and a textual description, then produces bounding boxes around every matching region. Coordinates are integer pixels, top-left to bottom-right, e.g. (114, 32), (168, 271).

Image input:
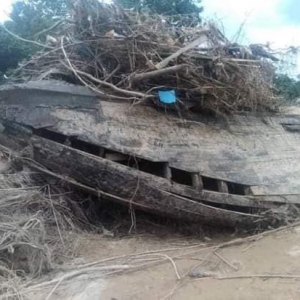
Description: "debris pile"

(14, 0), (278, 113)
(0, 152), (88, 297)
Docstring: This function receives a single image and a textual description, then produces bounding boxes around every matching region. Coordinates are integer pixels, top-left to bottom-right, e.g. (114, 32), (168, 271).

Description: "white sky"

(0, 0), (12, 21)
(1, 0), (299, 74)
(2, 0), (300, 47)
(202, 0), (300, 46)
(202, 0), (300, 74)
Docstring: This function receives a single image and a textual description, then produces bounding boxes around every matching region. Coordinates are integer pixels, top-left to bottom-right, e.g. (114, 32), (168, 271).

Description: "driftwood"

(154, 34), (208, 70)
(131, 65), (188, 84)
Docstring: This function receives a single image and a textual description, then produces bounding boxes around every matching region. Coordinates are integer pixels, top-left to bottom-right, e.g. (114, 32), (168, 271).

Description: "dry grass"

(11, 0), (278, 113)
(0, 155), (87, 299)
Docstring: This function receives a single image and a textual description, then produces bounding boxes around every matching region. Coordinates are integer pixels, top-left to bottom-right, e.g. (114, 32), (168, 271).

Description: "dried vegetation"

(13, 0), (278, 113)
(0, 151), (88, 299)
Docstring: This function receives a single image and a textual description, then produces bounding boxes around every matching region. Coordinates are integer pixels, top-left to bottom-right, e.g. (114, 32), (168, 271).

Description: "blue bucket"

(158, 89), (176, 104)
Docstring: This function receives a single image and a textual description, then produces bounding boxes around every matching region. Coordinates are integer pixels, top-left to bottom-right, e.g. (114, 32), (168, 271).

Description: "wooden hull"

(0, 81), (299, 227)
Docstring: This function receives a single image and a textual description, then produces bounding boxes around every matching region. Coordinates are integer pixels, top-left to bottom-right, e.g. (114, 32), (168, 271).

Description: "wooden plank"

(29, 135), (263, 227)
(155, 33), (209, 69)
(251, 185), (300, 196)
(3, 90), (300, 190)
(191, 173), (203, 189)
(217, 180), (229, 193)
(0, 131), (296, 210)
(163, 163), (172, 180)
(0, 81), (98, 108)
(3, 83), (300, 209)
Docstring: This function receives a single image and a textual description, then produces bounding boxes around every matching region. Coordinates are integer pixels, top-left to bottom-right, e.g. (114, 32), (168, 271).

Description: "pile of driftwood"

(13, 0), (278, 113)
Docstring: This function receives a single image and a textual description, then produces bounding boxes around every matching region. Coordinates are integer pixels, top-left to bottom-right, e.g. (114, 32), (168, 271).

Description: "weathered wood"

(155, 32), (209, 69)
(163, 163), (172, 180)
(191, 173), (203, 189)
(2, 82), (300, 227)
(3, 84), (300, 193)
(29, 164), (156, 213)
(0, 132), (291, 211)
(131, 64), (187, 83)
(29, 135), (263, 227)
(244, 186), (252, 195)
(217, 180), (229, 193)
(0, 81), (98, 108)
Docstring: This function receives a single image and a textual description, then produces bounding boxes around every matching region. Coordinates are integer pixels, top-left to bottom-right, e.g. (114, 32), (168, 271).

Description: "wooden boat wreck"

(0, 81), (299, 228)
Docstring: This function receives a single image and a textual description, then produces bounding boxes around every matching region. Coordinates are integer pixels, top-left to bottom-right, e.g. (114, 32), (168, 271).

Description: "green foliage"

(274, 74), (300, 101)
(0, 23), (32, 75)
(9, 0), (67, 38)
(0, 0), (66, 77)
(114, 0), (203, 16)
(0, 0), (202, 79)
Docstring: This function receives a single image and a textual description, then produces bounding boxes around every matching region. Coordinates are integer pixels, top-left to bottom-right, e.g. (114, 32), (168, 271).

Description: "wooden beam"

(131, 64), (187, 83)
(163, 163), (172, 180)
(218, 180), (229, 193)
(155, 32), (209, 70)
(29, 135), (263, 227)
(0, 131), (294, 211)
(191, 173), (203, 190)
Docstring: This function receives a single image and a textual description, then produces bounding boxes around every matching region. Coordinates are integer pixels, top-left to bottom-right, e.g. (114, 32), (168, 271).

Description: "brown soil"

(70, 225), (300, 300)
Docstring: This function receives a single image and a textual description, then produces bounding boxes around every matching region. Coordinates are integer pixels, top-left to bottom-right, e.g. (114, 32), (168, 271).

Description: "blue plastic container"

(158, 89), (176, 104)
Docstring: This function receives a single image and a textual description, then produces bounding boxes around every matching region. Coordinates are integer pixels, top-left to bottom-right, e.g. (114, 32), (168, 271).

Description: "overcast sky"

(2, 0), (300, 46)
(202, 0), (300, 47)
(0, 0), (12, 21)
(203, 0), (300, 74)
(1, 0), (299, 73)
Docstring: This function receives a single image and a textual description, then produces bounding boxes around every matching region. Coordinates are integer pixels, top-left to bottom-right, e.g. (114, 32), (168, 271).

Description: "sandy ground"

(24, 224), (300, 300)
(59, 225), (300, 300)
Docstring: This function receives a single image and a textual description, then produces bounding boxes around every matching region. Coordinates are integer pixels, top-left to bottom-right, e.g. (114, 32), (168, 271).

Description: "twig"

(104, 62), (120, 82)
(215, 221), (300, 250)
(128, 161), (139, 234)
(242, 244), (254, 252)
(60, 61), (136, 101)
(2, 24), (54, 49)
(0, 266), (17, 278)
(143, 253), (181, 280)
(34, 20), (65, 39)
(214, 251), (238, 271)
(217, 274), (300, 280)
(45, 276), (65, 300)
(47, 186), (65, 248)
(66, 64), (152, 99)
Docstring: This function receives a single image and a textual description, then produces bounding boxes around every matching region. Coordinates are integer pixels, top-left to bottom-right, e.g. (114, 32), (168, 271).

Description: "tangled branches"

(13, 0), (278, 113)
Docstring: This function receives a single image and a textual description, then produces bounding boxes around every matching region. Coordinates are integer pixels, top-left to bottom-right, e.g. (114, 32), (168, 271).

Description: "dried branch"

(217, 274), (300, 280)
(10, 1), (278, 113)
(69, 66), (152, 99)
(155, 32), (209, 70)
(2, 24), (54, 49)
(131, 64), (188, 83)
(33, 20), (65, 39)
